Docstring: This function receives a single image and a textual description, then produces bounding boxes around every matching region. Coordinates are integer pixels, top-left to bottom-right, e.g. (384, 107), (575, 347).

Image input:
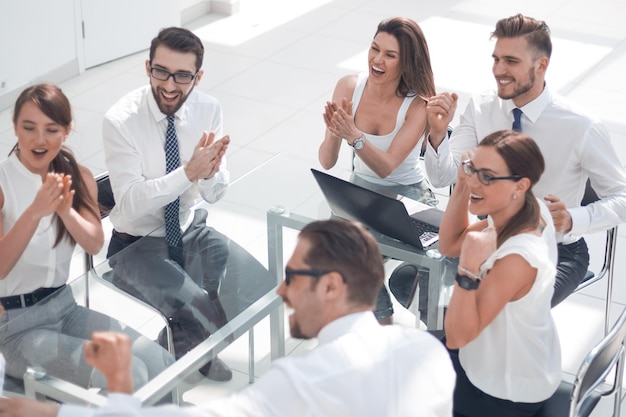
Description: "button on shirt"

(59, 312), (455, 417)
(424, 86), (626, 243)
(103, 86), (229, 237)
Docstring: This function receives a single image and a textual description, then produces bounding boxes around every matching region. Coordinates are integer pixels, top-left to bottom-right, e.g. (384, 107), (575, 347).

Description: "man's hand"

(544, 195), (573, 233)
(84, 332), (133, 394)
(425, 92), (458, 150)
(0, 397), (58, 417)
(184, 131), (230, 181)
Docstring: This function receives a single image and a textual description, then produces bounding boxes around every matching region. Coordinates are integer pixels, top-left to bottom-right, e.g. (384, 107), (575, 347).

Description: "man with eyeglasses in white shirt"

(0, 219), (455, 417)
(101, 27), (233, 381)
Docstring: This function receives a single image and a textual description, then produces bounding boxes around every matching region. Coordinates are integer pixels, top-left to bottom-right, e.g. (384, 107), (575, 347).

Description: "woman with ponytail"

(0, 84), (173, 393)
(438, 130), (561, 417)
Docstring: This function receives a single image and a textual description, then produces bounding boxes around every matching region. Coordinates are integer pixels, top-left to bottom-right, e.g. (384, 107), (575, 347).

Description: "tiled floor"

(2, 0), (626, 414)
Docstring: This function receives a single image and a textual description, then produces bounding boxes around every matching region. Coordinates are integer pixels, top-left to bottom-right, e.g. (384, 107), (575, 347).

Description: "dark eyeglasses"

(461, 159), (522, 186)
(284, 268), (331, 286)
(149, 67), (198, 84)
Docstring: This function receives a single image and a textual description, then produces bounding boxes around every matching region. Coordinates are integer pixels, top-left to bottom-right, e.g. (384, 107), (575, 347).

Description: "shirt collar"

(317, 311), (378, 345)
(503, 84), (551, 124)
(146, 86), (188, 124)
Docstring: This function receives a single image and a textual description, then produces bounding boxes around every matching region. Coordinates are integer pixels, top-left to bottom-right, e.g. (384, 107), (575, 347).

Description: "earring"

(512, 194), (517, 200)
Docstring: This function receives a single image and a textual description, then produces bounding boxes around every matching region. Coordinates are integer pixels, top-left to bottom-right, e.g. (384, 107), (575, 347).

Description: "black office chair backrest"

(95, 171), (115, 218)
(581, 178), (599, 206)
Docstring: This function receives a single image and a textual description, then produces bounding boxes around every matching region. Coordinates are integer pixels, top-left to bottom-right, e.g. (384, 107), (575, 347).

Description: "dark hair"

(375, 17), (436, 99)
(478, 130), (545, 246)
(12, 83), (98, 247)
(490, 14), (552, 59)
(299, 220), (384, 307)
(149, 27), (205, 71)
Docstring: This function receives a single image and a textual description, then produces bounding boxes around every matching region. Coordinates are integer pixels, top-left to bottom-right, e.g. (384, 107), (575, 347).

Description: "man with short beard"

(102, 27), (233, 381)
(421, 13), (626, 307)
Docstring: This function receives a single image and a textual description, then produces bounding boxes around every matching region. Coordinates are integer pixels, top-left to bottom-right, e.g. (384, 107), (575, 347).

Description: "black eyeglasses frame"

(284, 268), (332, 286)
(149, 66), (198, 85)
(461, 159), (522, 186)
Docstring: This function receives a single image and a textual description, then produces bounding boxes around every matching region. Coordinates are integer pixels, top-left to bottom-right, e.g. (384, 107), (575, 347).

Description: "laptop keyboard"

(410, 219), (439, 247)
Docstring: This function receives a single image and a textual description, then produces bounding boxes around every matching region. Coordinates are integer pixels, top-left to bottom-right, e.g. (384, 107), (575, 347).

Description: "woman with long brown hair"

(319, 17), (438, 324)
(0, 84), (172, 391)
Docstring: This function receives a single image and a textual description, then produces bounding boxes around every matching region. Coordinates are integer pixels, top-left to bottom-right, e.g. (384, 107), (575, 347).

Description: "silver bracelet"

(457, 266), (482, 281)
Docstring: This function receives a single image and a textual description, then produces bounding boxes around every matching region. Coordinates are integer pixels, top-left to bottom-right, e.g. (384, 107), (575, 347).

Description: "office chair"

(535, 305), (626, 417)
(84, 171), (175, 356)
(85, 172), (263, 383)
(573, 180), (618, 335)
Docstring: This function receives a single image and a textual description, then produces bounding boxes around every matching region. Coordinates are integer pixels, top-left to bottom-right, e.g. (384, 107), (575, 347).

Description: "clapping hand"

(324, 98), (360, 142)
(55, 174), (74, 218)
(185, 131), (230, 181)
(30, 173), (65, 219)
(424, 92), (458, 148)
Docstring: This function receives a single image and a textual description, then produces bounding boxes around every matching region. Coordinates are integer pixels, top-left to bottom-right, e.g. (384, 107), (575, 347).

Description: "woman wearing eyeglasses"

(439, 130), (560, 417)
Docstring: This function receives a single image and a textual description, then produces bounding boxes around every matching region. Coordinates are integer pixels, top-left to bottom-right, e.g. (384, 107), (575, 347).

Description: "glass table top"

(1, 153), (453, 405)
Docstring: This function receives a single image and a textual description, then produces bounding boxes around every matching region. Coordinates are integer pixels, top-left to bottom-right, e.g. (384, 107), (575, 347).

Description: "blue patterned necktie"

(164, 115), (184, 266)
(512, 108), (523, 132)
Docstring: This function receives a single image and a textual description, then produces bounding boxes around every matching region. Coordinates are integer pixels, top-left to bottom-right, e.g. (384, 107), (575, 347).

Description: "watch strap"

(455, 272), (480, 290)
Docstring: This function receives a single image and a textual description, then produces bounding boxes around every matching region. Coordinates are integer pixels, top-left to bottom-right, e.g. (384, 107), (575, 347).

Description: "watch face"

(352, 138), (365, 150)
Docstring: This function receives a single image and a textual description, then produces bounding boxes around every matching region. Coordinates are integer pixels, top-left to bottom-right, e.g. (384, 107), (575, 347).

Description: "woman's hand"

(322, 101), (339, 133)
(459, 226), (497, 274)
(30, 173), (64, 219)
(326, 98), (361, 142)
(55, 174), (74, 218)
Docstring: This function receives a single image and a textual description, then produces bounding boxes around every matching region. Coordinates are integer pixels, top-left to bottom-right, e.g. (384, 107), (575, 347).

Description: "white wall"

(0, 0), (239, 111)
(0, 0), (80, 110)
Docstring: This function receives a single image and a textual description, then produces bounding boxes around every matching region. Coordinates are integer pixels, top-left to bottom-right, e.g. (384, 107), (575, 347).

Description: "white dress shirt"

(424, 86), (626, 243)
(59, 312), (455, 417)
(103, 86), (229, 237)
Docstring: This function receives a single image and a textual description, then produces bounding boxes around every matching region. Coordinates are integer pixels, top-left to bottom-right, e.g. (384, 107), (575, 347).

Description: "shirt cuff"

(562, 207), (589, 243)
(172, 166), (193, 189)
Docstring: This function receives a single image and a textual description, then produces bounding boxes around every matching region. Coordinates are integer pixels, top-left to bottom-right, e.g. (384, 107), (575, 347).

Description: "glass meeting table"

(2, 152), (452, 407)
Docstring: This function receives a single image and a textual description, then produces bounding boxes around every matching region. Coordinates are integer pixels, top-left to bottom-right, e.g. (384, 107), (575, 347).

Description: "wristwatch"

(455, 273), (480, 290)
(350, 134), (365, 150)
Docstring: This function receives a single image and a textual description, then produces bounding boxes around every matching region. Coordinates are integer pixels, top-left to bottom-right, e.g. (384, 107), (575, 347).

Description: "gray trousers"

(0, 286), (173, 389)
(107, 209), (231, 359)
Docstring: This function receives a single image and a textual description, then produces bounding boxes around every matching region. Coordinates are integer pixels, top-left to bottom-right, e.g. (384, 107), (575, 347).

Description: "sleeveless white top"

(459, 210), (561, 402)
(351, 73), (425, 185)
(0, 154), (74, 296)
